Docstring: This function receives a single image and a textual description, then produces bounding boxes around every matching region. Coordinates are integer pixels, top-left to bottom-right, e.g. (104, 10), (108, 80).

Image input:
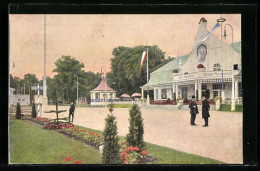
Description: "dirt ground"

(42, 105), (243, 164)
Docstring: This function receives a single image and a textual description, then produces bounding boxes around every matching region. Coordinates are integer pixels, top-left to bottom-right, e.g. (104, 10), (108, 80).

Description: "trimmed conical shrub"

(16, 103), (21, 119)
(102, 114), (121, 164)
(126, 104), (145, 149)
(31, 103), (37, 118)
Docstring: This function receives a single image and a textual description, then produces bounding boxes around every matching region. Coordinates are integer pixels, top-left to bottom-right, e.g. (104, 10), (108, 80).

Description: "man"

(201, 95), (210, 127)
(69, 101), (75, 123)
(189, 95), (199, 126)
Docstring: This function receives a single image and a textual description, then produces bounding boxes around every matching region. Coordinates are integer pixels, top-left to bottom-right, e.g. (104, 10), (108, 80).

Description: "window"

(213, 84), (225, 89)
(155, 89), (158, 99)
(22, 99), (25, 101)
(161, 89), (167, 99)
(213, 63), (221, 71)
(95, 93), (99, 99)
(213, 91), (218, 98)
(238, 82), (242, 97)
(202, 85), (207, 90)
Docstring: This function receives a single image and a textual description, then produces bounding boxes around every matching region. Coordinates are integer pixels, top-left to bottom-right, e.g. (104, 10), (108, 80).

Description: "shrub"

(214, 96), (222, 103)
(176, 97), (184, 102)
(107, 103), (114, 114)
(196, 90), (198, 100)
(31, 103), (37, 118)
(102, 114), (121, 164)
(15, 103), (21, 119)
(126, 104), (145, 149)
(173, 92), (176, 101)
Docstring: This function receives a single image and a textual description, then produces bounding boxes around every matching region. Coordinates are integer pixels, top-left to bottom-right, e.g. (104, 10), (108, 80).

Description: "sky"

(9, 14), (241, 79)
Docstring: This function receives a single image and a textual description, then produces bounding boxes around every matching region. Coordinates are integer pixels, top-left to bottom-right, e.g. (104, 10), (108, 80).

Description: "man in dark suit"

(69, 101), (75, 123)
(189, 95), (199, 126)
(201, 95), (210, 127)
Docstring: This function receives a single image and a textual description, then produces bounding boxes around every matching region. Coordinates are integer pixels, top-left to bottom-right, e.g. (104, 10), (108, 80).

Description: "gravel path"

(42, 105), (242, 164)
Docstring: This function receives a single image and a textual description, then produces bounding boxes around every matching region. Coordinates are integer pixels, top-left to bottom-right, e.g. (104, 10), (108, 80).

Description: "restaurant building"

(141, 18), (242, 108)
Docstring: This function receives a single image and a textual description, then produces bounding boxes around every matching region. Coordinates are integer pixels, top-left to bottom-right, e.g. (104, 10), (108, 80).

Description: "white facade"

(9, 88), (30, 106)
(141, 17), (242, 109)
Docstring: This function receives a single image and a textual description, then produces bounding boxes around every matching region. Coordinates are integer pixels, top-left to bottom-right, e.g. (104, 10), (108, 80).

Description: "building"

(141, 17), (242, 107)
(90, 76), (117, 105)
(9, 87), (30, 106)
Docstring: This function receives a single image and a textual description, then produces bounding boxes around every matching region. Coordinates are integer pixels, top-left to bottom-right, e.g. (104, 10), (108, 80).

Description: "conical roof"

(91, 77), (115, 92)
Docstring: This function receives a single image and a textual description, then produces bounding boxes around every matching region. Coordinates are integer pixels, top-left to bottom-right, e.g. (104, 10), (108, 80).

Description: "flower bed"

(60, 126), (104, 147)
(119, 143), (157, 164)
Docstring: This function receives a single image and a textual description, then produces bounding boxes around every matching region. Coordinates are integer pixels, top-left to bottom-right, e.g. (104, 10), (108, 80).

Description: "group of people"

(189, 95), (210, 127)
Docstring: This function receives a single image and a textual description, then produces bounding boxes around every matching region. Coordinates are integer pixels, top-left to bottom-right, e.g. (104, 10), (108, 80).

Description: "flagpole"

(146, 42), (150, 105)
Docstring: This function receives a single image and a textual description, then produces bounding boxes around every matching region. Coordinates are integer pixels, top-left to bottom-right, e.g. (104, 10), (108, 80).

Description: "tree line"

(10, 45), (175, 104)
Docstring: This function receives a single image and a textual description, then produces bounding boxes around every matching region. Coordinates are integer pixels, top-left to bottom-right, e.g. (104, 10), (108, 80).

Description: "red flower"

(125, 156), (131, 159)
(124, 148), (130, 153)
(121, 152), (126, 157)
(65, 157), (72, 161)
(123, 160), (128, 164)
(83, 129), (86, 132)
(134, 147), (140, 151)
(129, 146), (134, 151)
(140, 150), (148, 155)
(97, 135), (101, 137)
(74, 160), (81, 164)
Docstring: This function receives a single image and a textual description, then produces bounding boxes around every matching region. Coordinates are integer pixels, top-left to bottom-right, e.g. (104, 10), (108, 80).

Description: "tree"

(102, 108), (121, 164)
(106, 45), (166, 97)
(53, 55), (85, 103)
(10, 74), (21, 94)
(46, 78), (67, 124)
(126, 104), (145, 149)
(31, 103), (37, 118)
(16, 103), (21, 119)
(23, 73), (39, 104)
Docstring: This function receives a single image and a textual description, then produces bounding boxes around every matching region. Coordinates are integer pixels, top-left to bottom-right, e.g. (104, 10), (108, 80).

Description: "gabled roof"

(91, 77), (115, 92)
(141, 54), (190, 87)
(231, 41), (241, 53)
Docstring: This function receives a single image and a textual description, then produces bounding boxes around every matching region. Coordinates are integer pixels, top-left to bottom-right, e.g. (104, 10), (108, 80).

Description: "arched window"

(213, 63), (221, 71)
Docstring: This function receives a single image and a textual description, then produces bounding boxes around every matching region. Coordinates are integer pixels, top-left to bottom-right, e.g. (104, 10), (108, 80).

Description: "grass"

(219, 104), (243, 112)
(9, 120), (101, 164)
(113, 104), (134, 108)
(9, 120), (223, 164)
(70, 125), (223, 164)
(76, 104), (104, 108)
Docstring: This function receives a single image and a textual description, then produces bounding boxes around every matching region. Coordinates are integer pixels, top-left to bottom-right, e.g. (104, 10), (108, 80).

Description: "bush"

(15, 103), (21, 119)
(235, 105), (243, 112)
(196, 90), (198, 100)
(126, 104), (145, 149)
(102, 114), (121, 164)
(214, 96), (222, 103)
(173, 92), (176, 101)
(176, 97), (184, 102)
(31, 103), (37, 118)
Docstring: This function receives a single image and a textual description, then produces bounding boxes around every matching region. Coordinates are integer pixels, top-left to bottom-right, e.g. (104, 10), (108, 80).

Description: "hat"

(192, 95), (195, 99)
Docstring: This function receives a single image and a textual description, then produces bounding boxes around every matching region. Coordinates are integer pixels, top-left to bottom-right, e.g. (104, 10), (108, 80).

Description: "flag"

(139, 51), (147, 74)
(202, 22), (220, 41)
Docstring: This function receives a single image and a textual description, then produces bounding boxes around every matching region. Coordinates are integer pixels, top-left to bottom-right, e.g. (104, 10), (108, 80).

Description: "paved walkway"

(42, 105), (242, 164)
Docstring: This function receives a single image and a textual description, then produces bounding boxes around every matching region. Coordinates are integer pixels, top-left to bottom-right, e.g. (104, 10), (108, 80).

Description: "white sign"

(203, 71), (232, 77)
(31, 86), (43, 90)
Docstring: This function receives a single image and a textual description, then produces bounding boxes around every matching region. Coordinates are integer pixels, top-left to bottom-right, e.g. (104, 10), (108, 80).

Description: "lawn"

(9, 120), (101, 164)
(9, 119), (223, 164)
(113, 104), (134, 108)
(219, 104), (243, 112)
(66, 125), (223, 164)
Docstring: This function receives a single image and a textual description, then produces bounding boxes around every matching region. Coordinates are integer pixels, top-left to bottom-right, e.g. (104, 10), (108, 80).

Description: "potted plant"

(173, 69), (179, 76)
(214, 96), (222, 110)
(197, 64), (205, 72)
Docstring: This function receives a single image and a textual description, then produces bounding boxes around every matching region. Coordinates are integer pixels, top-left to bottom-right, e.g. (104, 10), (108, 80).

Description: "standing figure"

(201, 95), (210, 127)
(189, 95), (199, 126)
(69, 101), (75, 123)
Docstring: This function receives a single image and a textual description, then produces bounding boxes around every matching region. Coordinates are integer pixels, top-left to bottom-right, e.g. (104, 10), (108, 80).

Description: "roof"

(141, 54), (190, 87)
(231, 41), (241, 53)
(91, 77), (115, 92)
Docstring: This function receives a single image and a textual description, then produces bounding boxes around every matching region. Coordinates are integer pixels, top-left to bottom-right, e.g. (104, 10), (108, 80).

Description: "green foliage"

(126, 104), (145, 149)
(106, 45), (166, 97)
(51, 56), (101, 104)
(15, 103), (21, 119)
(31, 103), (37, 118)
(214, 96), (222, 103)
(107, 103), (114, 114)
(234, 105), (243, 112)
(219, 104), (231, 111)
(102, 114), (121, 164)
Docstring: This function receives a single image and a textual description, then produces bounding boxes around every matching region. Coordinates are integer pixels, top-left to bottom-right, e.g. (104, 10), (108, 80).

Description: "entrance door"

(182, 87), (188, 99)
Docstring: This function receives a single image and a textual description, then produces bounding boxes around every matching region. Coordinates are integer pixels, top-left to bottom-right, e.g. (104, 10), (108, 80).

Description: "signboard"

(31, 86), (43, 90)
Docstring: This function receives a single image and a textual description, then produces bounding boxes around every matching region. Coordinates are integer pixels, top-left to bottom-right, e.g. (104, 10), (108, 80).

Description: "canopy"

(120, 94), (130, 98)
(131, 93), (141, 97)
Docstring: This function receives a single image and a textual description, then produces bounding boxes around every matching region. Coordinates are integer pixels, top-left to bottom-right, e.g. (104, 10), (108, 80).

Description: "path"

(42, 105), (242, 164)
